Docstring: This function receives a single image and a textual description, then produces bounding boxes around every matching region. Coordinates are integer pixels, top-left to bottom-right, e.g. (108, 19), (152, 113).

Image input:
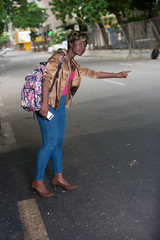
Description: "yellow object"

(35, 36), (44, 42)
(14, 30), (31, 44)
(14, 30), (31, 50)
(24, 42), (31, 51)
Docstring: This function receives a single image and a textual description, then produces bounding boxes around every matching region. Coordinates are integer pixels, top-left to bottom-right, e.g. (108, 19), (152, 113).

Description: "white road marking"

(135, 61), (144, 65)
(0, 97), (4, 107)
(120, 61), (144, 66)
(102, 79), (126, 86)
(120, 63), (133, 66)
(17, 198), (50, 240)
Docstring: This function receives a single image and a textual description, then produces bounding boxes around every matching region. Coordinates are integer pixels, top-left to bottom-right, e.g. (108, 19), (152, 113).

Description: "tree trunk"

(32, 41), (37, 52)
(94, 21), (106, 48)
(112, 10), (131, 49)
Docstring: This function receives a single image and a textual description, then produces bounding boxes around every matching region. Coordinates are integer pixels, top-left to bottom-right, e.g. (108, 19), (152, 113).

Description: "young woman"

(32, 30), (131, 197)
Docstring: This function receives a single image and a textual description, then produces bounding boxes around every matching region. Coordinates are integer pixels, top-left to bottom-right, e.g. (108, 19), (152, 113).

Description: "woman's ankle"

(54, 173), (63, 180)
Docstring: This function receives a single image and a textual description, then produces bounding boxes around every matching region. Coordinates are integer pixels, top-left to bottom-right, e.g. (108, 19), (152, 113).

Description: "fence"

(86, 17), (160, 50)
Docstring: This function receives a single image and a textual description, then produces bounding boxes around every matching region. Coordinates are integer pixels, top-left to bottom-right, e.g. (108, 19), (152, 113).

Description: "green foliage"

(0, 0), (20, 34)
(0, 0), (27, 20)
(30, 29), (38, 41)
(104, 16), (118, 28)
(49, 28), (71, 45)
(127, 13), (149, 22)
(0, 11), (8, 34)
(49, 0), (160, 27)
(0, 0), (48, 34)
(49, 0), (109, 27)
(12, 2), (48, 29)
(152, 5), (160, 14)
(0, 33), (8, 46)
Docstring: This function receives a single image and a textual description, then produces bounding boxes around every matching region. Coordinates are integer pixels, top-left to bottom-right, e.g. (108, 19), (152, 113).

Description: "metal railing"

(85, 17), (160, 50)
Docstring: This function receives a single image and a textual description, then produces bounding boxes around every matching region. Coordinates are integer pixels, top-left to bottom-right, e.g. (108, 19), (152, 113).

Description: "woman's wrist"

(42, 101), (49, 106)
(41, 102), (49, 108)
(112, 73), (118, 78)
(112, 73), (117, 78)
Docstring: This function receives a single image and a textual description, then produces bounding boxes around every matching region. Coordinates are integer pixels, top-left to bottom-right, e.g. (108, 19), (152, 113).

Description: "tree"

(12, 2), (48, 30)
(0, 1), (48, 36)
(12, 2), (48, 51)
(48, 28), (71, 46)
(0, 33), (8, 47)
(0, 11), (8, 34)
(0, 0), (27, 34)
(49, 0), (160, 49)
(49, 0), (132, 48)
(131, 0), (160, 19)
(0, 1), (48, 50)
(49, 0), (109, 28)
(49, 0), (160, 27)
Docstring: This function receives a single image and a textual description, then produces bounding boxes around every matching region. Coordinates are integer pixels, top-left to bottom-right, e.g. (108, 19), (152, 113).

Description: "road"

(0, 51), (160, 240)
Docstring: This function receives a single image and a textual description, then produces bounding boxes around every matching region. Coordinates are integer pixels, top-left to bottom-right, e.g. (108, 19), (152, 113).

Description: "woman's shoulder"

(48, 49), (66, 63)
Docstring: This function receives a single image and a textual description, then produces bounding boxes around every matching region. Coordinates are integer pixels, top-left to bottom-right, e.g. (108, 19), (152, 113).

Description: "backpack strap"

(50, 53), (64, 93)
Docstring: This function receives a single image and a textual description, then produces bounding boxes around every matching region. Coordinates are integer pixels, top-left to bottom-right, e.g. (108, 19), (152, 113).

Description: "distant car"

(48, 41), (67, 54)
(5, 47), (14, 52)
(48, 47), (54, 54)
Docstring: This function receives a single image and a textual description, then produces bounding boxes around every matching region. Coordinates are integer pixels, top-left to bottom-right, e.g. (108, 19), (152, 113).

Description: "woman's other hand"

(39, 102), (49, 118)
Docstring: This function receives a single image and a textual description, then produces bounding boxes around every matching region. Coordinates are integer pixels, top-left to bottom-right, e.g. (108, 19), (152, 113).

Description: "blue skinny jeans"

(35, 95), (66, 180)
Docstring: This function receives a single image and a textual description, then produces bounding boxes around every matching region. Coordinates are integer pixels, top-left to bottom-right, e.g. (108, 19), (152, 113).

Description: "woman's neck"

(67, 48), (75, 60)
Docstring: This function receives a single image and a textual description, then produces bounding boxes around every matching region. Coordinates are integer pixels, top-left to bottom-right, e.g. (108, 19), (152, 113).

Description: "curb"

(83, 49), (160, 60)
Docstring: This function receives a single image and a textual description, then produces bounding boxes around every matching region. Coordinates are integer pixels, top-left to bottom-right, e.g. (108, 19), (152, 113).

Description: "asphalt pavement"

(0, 50), (160, 240)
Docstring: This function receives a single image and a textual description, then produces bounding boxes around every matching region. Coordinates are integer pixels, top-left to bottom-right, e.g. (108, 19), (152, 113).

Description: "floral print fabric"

(21, 64), (46, 111)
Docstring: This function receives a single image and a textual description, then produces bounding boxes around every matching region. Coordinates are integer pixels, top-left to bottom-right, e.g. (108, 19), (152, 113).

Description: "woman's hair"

(67, 30), (88, 49)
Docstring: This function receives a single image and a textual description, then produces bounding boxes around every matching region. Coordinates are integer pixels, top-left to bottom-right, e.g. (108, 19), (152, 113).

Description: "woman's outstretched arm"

(98, 71), (131, 79)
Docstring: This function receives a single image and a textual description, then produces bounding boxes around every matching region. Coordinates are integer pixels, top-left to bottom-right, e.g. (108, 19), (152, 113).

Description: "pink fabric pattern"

(62, 71), (75, 96)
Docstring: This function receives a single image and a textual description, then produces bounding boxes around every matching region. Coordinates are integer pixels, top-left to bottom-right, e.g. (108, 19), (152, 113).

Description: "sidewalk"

(83, 48), (160, 60)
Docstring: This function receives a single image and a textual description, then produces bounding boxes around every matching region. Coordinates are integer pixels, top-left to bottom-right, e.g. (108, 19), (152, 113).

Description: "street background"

(0, 51), (160, 240)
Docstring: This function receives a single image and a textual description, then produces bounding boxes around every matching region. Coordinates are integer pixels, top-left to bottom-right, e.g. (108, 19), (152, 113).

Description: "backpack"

(21, 54), (64, 112)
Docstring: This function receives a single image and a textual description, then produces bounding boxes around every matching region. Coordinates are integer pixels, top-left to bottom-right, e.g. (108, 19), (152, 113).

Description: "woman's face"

(70, 39), (87, 56)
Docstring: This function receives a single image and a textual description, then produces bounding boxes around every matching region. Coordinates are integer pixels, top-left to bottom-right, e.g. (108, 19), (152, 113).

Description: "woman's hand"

(114, 71), (131, 78)
(39, 102), (49, 118)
